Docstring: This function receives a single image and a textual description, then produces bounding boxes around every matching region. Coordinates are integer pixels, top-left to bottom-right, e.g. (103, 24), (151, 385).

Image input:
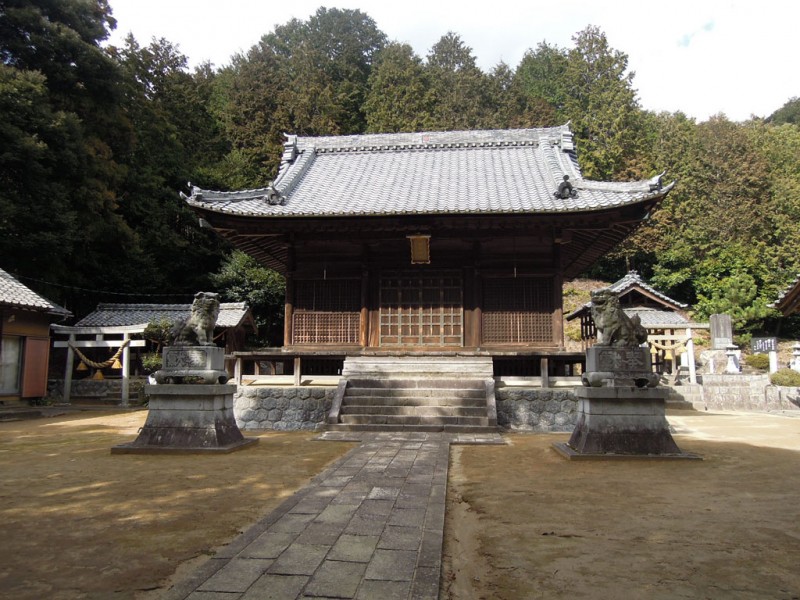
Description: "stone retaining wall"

(701, 374), (793, 412)
(46, 378), (148, 404)
(234, 386), (335, 431)
(232, 385), (579, 432)
(495, 388), (578, 432)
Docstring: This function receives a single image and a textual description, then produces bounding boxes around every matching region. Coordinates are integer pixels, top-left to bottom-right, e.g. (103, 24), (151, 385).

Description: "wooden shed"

(0, 268), (70, 404)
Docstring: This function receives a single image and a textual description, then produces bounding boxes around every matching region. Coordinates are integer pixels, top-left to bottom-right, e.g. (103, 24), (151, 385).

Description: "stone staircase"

(665, 383), (704, 411)
(326, 356), (498, 433)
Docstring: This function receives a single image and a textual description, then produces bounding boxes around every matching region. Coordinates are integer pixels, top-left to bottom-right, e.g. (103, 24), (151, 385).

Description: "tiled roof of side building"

(772, 273), (800, 315)
(0, 268), (71, 317)
(186, 125), (672, 218)
(566, 271), (688, 321)
(624, 308), (689, 327)
(75, 302), (252, 330)
(609, 271), (688, 309)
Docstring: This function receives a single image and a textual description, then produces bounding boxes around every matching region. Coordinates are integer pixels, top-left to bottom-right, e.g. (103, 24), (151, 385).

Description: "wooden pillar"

(552, 242), (564, 348)
(284, 243), (295, 347)
(121, 333), (130, 406)
(464, 266), (478, 348)
(293, 356), (302, 387)
(63, 333), (75, 405)
(540, 357), (550, 388)
(360, 268), (370, 347)
(234, 356), (242, 385)
(472, 241), (483, 348)
(369, 270), (381, 348)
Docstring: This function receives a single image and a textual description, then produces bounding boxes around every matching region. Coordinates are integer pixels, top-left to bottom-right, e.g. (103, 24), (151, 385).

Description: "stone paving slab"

(162, 432), (505, 600)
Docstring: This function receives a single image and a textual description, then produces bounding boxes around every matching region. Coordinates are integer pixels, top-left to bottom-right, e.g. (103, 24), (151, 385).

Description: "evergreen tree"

(563, 26), (643, 179)
(364, 43), (436, 133)
(511, 42), (569, 127)
(425, 32), (492, 130)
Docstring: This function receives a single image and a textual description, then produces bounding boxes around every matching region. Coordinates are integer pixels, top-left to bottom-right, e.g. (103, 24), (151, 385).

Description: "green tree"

(212, 8), (387, 185)
(767, 97), (800, 125)
(563, 26), (643, 179)
(0, 65), (81, 282)
(112, 35), (226, 293)
(511, 42), (569, 127)
(0, 0), (138, 313)
(425, 32), (492, 130)
(209, 251), (286, 345)
(364, 42), (436, 133)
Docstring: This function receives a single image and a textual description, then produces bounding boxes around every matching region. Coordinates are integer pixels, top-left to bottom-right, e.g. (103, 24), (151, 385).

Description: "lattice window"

(379, 271), (463, 346)
(293, 280), (360, 345)
(482, 277), (554, 344)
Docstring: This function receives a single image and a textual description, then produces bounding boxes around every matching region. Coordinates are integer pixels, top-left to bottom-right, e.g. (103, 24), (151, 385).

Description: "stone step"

(0, 409), (44, 421)
(345, 387), (485, 399)
(342, 356), (494, 379)
(340, 414), (489, 426)
(345, 378), (486, 390)
(340, 405), (486, 417)
(342, 395), (486, 408)
(326, 422), (500, 434)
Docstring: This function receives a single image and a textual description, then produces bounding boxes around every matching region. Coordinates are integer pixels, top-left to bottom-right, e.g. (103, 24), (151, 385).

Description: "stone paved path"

(162, 431), (504, 600)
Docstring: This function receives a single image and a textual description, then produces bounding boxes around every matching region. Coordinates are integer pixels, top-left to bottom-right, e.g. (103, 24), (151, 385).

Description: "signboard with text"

(751, 337), (777, 354)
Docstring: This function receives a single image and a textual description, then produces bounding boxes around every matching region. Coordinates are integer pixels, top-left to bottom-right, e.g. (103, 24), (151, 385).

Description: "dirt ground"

(1, 409), (799, 599)
(443, 411), (800, 600)
(0, 411), (354, 599)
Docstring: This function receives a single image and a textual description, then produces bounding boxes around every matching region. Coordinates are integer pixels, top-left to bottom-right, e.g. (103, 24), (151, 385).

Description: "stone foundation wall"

(46, 378), (148, 404)
(233, 386), (578, 432)
(764, 386), (800, 411)
(701, 374), (800, 412)
(234, 386), (335, 431)
(496, 388), (578, 432)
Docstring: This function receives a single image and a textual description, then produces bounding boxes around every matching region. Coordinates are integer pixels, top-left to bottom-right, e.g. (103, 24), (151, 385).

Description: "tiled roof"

(623, 308), (689, 327)
(566, 271), (688, 320)
(0, 268), (71, 317)
(772, 273), (800, 315)
(75, 302), (253, 330)
(608, 271), (688, 309)
(186, 125), (672, 218)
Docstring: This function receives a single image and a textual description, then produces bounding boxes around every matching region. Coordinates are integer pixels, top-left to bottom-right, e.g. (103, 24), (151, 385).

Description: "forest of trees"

(2, 1), (800, 339)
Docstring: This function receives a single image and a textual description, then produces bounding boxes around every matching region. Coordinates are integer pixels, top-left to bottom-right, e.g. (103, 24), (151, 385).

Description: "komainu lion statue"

(590, 289), (648, 348)
(171, 292), (220, 346)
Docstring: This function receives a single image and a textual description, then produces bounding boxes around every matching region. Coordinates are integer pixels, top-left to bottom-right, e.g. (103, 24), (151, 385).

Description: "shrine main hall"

(185, 125), (672, 375)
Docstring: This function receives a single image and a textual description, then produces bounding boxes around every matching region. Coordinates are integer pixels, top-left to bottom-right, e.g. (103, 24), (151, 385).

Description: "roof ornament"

(264, 183), (285, 206)
(282, 134), (299, 163)
(180, 182), (202, 201)
(649, 171), (666, 192)
(554, 175), (578, 199)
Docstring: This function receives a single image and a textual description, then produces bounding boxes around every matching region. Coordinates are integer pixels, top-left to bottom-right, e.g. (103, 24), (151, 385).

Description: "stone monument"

(112, 292), (256, 454)
(554, 289), (698, 460)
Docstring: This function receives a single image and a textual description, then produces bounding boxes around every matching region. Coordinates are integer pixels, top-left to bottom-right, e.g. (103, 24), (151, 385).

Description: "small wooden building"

(0, 268), (70, 404)
(566, 271), (706, 381)
(185, 126), (673, 375)
(773, 274), (800, 316)
(566, 271), (690, 344)
(75, 302), (257, 354)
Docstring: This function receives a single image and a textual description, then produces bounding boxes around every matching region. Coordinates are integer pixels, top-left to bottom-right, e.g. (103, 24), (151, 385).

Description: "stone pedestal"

(112, 384), (257, 454)
(554, 346), (699, 460)
(554, 386), (691, 458)
(154, 346), (229, 384)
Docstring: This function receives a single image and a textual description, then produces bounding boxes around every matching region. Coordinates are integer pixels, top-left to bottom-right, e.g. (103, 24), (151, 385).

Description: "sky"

(105, 0), (799, 123)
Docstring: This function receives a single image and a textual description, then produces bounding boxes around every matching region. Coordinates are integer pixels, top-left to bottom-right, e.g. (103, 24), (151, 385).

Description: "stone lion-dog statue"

(590, 289), (648, 348)
(171, 292), (220, 346)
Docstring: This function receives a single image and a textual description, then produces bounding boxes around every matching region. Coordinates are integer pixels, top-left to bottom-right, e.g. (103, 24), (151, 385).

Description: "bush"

(141, 352), (162, 373)
(744, 353), (770, 370)
(770, 368), (800, 387)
